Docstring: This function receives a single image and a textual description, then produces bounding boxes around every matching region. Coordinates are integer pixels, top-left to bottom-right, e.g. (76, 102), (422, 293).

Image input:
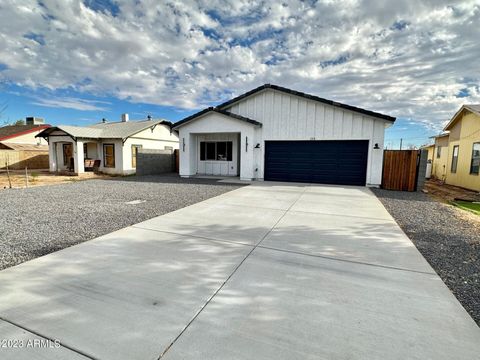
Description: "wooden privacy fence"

(382, 150), (420, 191)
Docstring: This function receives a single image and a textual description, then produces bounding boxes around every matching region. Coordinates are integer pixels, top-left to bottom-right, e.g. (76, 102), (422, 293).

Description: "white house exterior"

(37, 115), (179, 175)
(174, 84), (395, 186)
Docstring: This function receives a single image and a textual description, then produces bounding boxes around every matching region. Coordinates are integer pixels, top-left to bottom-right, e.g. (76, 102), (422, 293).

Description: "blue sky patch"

(391, 20), (410, 31)
(0, 63), (8, 71)
(23, 32), (45, 45)
(320, 54), (349, 68)
(83, 0), (120, 17)
(456, 88), (470, 98)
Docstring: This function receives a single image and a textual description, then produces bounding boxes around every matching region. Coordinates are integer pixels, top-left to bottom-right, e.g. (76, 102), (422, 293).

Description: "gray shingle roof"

(37, 119), (170, 140)
(465, 104), (480, 115)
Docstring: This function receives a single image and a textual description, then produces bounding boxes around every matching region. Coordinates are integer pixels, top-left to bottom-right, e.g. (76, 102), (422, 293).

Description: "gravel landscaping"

(372, 189), (480, 326)
(0, 174), (242, 270)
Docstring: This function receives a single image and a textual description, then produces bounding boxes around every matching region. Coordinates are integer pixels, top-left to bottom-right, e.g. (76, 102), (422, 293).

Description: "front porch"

(49, 139), (104, 175)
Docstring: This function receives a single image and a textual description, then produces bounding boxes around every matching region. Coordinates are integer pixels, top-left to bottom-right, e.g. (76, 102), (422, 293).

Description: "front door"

(62, 144), (73, 171)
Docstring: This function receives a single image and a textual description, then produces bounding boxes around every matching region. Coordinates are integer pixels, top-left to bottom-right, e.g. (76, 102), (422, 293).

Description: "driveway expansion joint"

(157, 187), (308, 359)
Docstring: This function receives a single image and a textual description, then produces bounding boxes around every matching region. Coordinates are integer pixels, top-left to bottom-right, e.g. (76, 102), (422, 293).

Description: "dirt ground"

(0, 170), (111, 189)
(424, 179), (480, 203)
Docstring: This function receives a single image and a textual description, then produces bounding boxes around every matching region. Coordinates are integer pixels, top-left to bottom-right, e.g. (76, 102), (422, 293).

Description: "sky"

(0, 0), (479, 149)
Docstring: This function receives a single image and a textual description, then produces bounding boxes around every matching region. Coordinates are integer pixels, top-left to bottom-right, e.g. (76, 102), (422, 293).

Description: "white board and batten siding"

(224, 88), (388, 186)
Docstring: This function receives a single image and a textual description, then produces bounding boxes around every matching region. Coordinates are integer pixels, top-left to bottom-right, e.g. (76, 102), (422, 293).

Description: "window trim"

(470, 142), (480, 175)
(103, 143), (115, 168)
(83, 143), (88, 159)
(436, 146), (442, 159)
(131, 144), (142, 168)
(199, 141), (233, 161)
(451, 145), (459, 173)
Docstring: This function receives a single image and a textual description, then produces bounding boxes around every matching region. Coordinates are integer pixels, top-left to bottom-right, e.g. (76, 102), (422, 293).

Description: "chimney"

(121, 113), (129, 122)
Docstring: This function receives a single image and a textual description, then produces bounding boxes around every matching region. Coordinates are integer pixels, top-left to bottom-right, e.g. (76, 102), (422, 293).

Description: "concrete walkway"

(0, 183), (479, 359)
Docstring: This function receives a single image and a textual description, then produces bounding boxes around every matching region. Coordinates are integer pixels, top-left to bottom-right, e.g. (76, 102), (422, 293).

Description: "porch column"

(240, 129), (255, 181)
(179, 131), (196, 177)
(49, 141), (57, 172)
(73, 140), (85, 174)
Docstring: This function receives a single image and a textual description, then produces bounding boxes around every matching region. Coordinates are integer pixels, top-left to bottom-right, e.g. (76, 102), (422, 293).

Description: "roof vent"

(147, 115), (152, 121)
(121, 113), (129, 122)
(102, 118), (107, 123)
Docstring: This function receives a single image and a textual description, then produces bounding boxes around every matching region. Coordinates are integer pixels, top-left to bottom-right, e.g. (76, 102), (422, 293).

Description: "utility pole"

(399, 138), (403, 150)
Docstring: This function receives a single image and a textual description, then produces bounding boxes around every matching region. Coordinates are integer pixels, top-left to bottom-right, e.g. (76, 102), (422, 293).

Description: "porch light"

(245, 136), (248, 152)
(254, 143), (260, 149)
(182, 138), (185, 152)
(374, 143), (380, 149)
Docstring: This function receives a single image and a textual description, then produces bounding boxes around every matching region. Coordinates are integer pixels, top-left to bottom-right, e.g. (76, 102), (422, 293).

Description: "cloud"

(32, 97), (110, 111)
(0, 0), (479, 131)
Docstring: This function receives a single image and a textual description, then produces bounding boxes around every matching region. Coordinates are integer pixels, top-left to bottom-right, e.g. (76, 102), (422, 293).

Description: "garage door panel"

(265, 140), (368, 186)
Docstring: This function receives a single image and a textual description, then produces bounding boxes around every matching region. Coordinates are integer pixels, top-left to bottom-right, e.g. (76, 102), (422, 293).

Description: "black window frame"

(103, 143), (115, 168)
(199, 141), (233, 161)
(470, 142), (480, 175)
(451, 145), (459, 173)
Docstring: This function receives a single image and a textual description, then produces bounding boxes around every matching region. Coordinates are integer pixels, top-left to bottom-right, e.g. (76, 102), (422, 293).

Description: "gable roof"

(0, 124), (50, 141)
(37, 119), (172, 140)
(173, 108), (262, 129)
(444, 104), (480, 131)
(217, 84), (396, 122)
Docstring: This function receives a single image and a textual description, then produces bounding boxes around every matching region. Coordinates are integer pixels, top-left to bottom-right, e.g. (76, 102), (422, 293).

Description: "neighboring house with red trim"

(0, 122), (50, 148)
(0, 118), (51, 170)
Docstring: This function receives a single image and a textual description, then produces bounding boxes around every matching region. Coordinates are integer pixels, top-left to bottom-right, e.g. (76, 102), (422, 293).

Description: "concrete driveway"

(0, 183), (479, 359)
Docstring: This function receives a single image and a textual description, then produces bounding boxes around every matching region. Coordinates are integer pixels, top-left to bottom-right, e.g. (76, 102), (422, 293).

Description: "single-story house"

(432, 104), (480, 191)
(173, 84), (395, 186)
(431, 133), (450, 181)
(36, 114), (179, 175)
(0, 117), (50, 147)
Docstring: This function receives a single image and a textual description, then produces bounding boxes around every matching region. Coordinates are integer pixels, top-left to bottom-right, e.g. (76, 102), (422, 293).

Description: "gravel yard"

(0, 175), (242, 270)
(373, 189), (480, 326)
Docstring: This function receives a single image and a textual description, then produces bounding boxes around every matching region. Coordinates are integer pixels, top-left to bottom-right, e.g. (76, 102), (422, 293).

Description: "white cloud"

(0, 0), (479, 131)
(32, 97), (110, 111)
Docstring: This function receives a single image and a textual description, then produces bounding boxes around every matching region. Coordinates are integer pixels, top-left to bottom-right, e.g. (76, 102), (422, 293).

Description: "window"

(470, 143), (480, 175)
(103, 144), (115, 168)
(83, 143), (88, 159)
(63, 144), (73, 166)
(131, 145), (142, 168)
(451, 145), (459, 173)
(436, 146), (442, 158)
(199, 141), (233, 161)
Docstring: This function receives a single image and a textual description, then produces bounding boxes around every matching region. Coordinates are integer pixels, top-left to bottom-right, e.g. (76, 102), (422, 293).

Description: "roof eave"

(217, 84), (396, 122)
(173, 108), (262, 130)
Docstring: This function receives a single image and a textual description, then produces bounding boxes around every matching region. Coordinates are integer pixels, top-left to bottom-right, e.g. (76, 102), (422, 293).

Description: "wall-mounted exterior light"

(182, 138), (185, 152)
(374, 143), (380, 149)
(254, 143), (260, 149)
(245, 136), (248, 152)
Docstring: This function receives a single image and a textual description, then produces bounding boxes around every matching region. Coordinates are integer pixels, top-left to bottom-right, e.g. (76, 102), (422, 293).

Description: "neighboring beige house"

(36, 114), (179, 175)
(431, 133), (450, 181)
(441, 105), (480, 191)
(0, 117), (51, 170)
(0, 117), (49, 148)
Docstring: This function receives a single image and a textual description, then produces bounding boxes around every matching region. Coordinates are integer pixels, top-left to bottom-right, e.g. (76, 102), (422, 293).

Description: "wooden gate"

(382, 150), (419, 191)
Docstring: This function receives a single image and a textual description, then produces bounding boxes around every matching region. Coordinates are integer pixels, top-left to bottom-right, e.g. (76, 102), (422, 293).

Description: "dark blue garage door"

(264, 140), (369, 185)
